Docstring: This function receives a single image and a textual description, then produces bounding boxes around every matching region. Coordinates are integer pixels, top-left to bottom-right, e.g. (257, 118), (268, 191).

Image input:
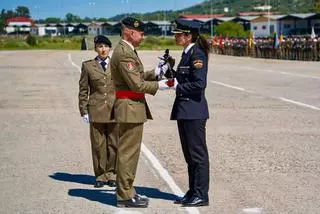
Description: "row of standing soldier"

(211, 36), (320, 61)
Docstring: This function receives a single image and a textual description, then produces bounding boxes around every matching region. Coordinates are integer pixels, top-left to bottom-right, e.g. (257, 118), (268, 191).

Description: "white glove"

(154, 60), (169, 78)
(82, 114), (89, 123)
(172, 78), (178, 89)
(158, 79), (175, 90)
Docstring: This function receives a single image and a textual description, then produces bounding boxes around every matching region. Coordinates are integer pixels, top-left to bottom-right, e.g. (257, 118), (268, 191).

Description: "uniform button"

(104, 93), (107, 96)
(104, 77), (106, 80)
(104, 85), (107, 87)
(104, 100), (107, 103)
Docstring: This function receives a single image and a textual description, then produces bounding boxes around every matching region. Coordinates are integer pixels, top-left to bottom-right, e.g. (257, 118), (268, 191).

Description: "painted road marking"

(141, 144), (200, 214)
(210, 80), (320, 111)
(216, 64), (320, 80)
(279, 97), (320, 111)
(241, 207), (264, 214)
(210, 80), (246, 91)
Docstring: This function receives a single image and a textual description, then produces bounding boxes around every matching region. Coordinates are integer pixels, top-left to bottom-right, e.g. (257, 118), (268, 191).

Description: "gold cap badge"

(134, 21), (139, 28)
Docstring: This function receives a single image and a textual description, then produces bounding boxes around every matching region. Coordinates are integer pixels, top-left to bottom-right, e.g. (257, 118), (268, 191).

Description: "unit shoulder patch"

(127, 62), (135, 71)
(193, 59), (203, 69)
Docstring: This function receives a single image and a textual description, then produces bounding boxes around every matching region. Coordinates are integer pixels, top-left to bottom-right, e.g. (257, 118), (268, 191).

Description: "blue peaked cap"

(172, 18), (201, 34)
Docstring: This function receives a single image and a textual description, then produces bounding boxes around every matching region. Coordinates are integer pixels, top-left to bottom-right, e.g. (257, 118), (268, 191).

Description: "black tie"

(181, 51), (187, 57)
(134, 49), (138, 56)
(100, 61), (106, 71)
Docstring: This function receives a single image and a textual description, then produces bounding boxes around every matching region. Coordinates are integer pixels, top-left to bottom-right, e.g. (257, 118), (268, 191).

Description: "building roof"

(235, 16), (260, 21)
(192, 18), (213, 23)
(290, 13), (316, 19)
(148, 21), (171, 25)
(237, 12), (275, 16)
(6, 16), (33, 25)
(265, 15), (287, 20)
(179, 14), (225, 20)
(215, 17), (235, 22)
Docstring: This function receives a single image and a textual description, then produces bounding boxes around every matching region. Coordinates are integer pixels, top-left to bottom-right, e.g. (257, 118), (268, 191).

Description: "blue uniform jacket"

(170, 44), (209, 120)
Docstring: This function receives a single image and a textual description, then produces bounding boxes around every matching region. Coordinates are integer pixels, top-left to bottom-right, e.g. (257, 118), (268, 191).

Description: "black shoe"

(106, 180), (116, 187)
(182, 196), (209, 207)
(93, 181), (105, 188)
(174, 194), (191, 204)
(135, 194), (149, 202)
(117, 195), (149, 208)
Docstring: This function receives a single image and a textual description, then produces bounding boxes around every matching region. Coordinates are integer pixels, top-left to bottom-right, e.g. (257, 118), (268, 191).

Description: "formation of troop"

(78, 17), (210, 208)
(211, 36), (320, 61)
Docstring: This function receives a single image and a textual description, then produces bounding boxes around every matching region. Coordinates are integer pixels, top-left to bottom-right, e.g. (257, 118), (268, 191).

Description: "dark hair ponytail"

(191, 33), (211, 58)
(192, 33), (211, 58)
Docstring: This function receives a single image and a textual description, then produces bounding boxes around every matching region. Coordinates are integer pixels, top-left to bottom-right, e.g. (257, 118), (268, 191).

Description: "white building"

(5, 17), (33, 34)
(88, 22), (103, 36)
(251, 15), (286, 37)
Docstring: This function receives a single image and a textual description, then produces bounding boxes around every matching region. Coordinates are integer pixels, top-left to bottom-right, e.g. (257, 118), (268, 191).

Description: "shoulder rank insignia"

(193, 59), (203, 69)
(127, 62), (135, 71)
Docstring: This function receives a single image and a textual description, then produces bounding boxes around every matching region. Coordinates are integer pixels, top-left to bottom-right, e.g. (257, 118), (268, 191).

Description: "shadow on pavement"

(68, 186), (176, 207)
(68, 189), (116, 206)
(49, 172), (95, 185)
(50, 172), (177, 207)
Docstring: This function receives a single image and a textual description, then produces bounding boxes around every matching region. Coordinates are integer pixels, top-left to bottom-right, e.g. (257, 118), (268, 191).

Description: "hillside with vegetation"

(109, 0), (320, 21)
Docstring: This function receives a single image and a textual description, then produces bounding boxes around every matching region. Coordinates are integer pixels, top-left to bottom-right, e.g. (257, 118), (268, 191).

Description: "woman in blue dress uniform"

(170, 19), (211, 207)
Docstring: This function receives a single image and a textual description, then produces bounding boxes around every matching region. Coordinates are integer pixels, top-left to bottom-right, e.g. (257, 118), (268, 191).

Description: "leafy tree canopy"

(215, 21), (249, 38)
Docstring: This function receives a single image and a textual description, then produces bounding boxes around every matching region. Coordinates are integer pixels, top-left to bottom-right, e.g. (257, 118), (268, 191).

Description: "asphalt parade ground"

(0, 50), (319, 214)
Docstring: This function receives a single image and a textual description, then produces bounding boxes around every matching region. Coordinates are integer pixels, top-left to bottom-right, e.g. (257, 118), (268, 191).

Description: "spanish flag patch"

(127, 62), (135, 71)
(193, 59), (203, 69)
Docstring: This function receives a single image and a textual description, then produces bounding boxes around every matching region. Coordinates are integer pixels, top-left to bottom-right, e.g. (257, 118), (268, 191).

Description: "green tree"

(215, 21), (248, 38)
(0, 9), (5, 33)
(15, 6), (30, 17)
(0, 9), (17, 34)
(82, 16), (92, 22)
(97, 17), (108, 22)
(4, 10), (16, 19)
(65, 13), (81, 23)
(45, 17), (61, 23)
(313, 0), (320, 12)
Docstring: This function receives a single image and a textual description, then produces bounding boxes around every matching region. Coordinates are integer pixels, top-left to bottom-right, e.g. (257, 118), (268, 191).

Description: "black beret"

(94, 35), (112, 47)
(121, 17), (144, 32)
(172, 18), (201, 34)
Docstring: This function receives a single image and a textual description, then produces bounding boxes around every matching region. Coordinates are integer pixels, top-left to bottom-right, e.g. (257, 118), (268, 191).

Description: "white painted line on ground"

(210, 79), (320, 111)
(68, 53), (81, 71)
(241, 207), (264, 214)
(68, 53), (198, 214)
(210, 80), (246, 91)
(279, 97), (320, 111)
(141, 144), (200, 214)
(114, 211), (142, 214)
(218, 64), (320, 80)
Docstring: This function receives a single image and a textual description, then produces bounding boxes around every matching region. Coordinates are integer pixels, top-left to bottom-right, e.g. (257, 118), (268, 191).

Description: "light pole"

(267, 0), (270, 36)
(34, 6), (40, 35)
(163, 10), (167, 38)
(121, 0), (129, 17)
(210, 0), (213, 38)
(89, 2), (96, 21)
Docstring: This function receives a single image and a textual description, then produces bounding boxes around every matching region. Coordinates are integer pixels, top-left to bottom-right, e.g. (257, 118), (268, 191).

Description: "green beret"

(121, 17), (144, 32)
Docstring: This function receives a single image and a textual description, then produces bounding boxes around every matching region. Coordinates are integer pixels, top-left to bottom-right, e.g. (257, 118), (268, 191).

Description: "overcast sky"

(2, 0), (204, 19)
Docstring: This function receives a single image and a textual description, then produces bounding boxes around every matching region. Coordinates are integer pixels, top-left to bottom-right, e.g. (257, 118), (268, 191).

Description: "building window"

(284, 24), (291, 29)
(253, 26), (257, 30)
(262, 25), (266, 30)
(89, 27), (92, 31)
